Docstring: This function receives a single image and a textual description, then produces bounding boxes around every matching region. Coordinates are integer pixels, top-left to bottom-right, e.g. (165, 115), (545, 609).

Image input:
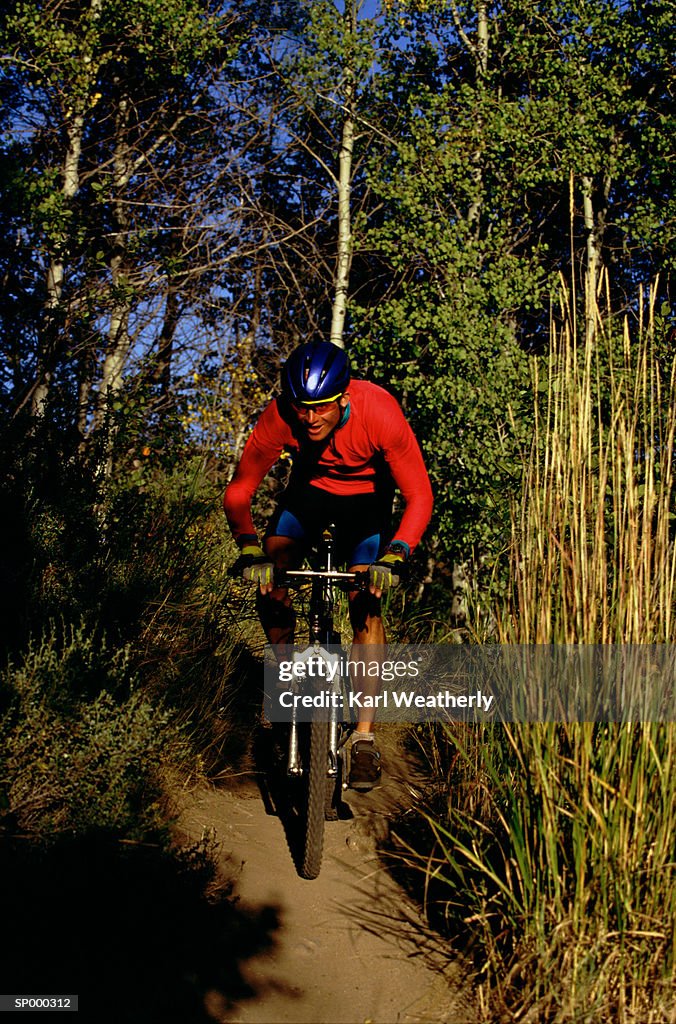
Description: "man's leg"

(254, 536), (302, 731)
(348, 567), (385, 734)
(346, 565), (384, 790)
(256, 535), (303, 648)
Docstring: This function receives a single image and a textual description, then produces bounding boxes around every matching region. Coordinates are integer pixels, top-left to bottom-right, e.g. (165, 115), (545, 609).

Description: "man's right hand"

(236, 544), (275, 589)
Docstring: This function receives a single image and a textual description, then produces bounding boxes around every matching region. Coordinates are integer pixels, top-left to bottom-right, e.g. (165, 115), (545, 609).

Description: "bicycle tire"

(299, 718), (329, 879)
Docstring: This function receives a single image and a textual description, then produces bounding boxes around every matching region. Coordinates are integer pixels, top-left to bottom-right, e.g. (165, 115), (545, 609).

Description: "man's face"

(292, 393), (349, 442)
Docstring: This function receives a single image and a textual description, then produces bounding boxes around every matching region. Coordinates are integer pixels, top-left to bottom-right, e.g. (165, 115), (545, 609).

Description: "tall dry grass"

(508, 275), (676, 644)
(414, 279), (676, 1022)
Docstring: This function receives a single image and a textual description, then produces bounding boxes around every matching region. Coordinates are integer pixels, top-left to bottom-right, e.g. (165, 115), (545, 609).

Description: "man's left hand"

(369, 543), (409, 595)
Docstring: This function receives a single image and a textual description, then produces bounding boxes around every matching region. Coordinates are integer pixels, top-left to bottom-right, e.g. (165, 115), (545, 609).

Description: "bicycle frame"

(274, 525), (368, 878)
(281, 526), (365, 780)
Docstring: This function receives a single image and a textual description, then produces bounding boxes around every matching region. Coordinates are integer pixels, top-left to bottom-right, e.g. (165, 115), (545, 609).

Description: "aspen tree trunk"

(77, 354), (93, 445)
(476, 0), (488, 75)
(329, 0), (356, 351)
(151, 213), (184, 400)
(581, 174), (610, 346)
(94, 90), (133, 471)
(582, 176), (599, 344)
(155, 283), (180, 399)
(97, 94), (132, 409)
(466, 0), (488, 234)
(31, 108), (86, 420)
(31, 0), (103, 421)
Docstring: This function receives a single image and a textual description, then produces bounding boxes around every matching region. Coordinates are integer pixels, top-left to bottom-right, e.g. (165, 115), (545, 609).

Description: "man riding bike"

(224, 340), (433, 791)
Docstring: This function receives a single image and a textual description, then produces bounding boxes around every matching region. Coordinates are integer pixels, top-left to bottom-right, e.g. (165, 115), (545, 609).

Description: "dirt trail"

(179, 730), (477, 1024)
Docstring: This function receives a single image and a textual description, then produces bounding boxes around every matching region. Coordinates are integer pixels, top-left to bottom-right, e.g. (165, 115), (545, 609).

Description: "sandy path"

(180, 731), (476, 1024)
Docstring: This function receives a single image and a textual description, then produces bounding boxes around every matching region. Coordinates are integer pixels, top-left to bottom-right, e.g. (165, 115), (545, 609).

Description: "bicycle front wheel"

(299, 718), (329, 879)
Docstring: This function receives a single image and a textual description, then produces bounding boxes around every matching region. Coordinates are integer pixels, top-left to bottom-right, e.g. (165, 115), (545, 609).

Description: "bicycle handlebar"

(277, 567), (371, 590)
(283, 569), (359, 580)
(227, 559), (371, 589)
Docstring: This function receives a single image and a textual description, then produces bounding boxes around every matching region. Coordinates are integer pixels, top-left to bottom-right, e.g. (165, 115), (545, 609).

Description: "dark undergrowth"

(0, 427), (272, 1018)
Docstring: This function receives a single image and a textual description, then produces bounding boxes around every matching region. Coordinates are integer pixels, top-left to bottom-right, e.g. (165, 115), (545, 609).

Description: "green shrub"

(0, 623), (192, 841)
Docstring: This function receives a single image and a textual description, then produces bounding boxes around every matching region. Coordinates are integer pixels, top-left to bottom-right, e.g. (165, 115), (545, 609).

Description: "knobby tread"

(299, 719), (329, 879)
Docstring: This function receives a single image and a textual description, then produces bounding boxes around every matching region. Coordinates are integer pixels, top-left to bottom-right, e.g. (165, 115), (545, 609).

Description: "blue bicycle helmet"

(281, 341), (350, 403)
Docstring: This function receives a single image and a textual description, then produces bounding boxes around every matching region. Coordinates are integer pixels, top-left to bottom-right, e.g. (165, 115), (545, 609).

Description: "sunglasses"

(291, 394), (343, 415)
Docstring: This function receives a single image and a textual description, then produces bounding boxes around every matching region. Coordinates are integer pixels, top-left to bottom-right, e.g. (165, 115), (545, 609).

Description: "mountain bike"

(273, 525), (369, 879)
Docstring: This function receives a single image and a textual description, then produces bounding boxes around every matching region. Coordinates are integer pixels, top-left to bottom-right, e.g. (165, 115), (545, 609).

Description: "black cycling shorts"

(265, 484), (392, 566)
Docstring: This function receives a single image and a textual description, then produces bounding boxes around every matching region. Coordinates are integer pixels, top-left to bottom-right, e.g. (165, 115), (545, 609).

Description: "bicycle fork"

(288, 705), (302, 775)
(287, 645), (342, 778)
(287, 704), (339, 777)
(286, 525), (344, 782)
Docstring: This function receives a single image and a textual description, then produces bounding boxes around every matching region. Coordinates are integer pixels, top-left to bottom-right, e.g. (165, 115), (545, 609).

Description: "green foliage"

(98, 0), (224, 77)
(7, 0), (223, 92)
(0, 0), (238, 443)
(0, 422), (221, 651)
(348, 0), (674, 574)
(288, 0), (379, 103)
(353, 246), (540, 562)
(0, 622), (190, 840)
(0, 416), (254, 818)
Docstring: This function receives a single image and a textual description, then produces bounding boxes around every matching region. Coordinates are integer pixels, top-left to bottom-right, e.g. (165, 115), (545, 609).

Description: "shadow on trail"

(0, 831), (280, 1023)
(251, 726), (352, 878)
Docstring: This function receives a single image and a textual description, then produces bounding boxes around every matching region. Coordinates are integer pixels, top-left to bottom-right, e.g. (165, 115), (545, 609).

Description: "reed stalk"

(419, 278), (676, 1021)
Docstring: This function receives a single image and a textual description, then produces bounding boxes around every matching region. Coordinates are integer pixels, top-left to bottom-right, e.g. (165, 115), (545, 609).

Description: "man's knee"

(256, 589), (296, 634)
(349, 589), (382, 634)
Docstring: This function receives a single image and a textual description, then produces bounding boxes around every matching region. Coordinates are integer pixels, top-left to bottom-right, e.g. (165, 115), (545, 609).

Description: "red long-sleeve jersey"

(223, 380), (433, 552)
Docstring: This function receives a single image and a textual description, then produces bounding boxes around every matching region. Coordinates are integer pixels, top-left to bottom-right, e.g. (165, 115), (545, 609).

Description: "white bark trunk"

(476, 0), (488, 77)
(99, 265), (131, 402)
(467, 1), (488, 234)
(582, 174), (600, 345)
(31, 0), (103, 420)
(96, 93), (132, 425)
(329, 0), (356, 351)
(32, 110), (87, 419)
